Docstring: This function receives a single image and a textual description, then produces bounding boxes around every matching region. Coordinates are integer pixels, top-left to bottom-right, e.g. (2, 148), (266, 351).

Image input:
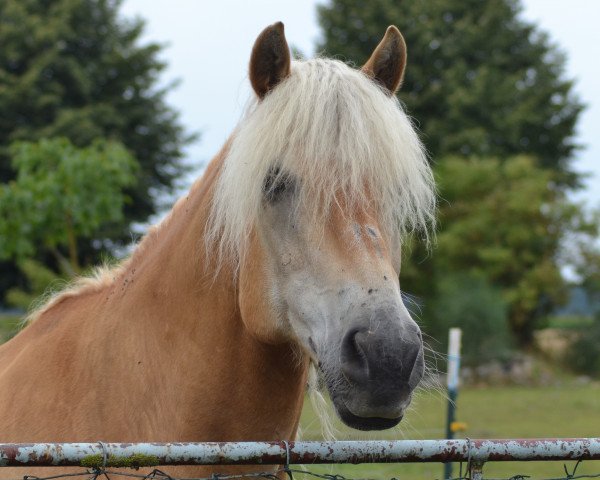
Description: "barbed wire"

(8, 461), (600, 480)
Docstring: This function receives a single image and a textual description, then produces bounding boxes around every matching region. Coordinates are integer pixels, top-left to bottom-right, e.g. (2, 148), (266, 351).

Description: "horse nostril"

(341, 328), (370, 385)
(400, 341), (421, 382)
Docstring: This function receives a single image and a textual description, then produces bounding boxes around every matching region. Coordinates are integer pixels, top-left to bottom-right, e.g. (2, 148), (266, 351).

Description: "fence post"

(444, 327), (462, 480)
(469, 461), (485, 480)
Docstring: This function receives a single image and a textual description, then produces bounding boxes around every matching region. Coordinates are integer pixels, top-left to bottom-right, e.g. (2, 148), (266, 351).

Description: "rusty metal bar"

(1, 439), (600, 467)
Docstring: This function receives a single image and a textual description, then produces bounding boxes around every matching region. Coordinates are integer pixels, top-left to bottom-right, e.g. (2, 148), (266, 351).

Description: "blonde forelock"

(207, 57), (436, 267)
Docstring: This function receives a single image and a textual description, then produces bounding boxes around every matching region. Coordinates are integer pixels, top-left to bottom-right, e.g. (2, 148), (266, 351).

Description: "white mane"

(207, 58), (435, 264)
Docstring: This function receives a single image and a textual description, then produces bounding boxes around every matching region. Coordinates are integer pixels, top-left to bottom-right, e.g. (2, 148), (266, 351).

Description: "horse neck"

(112, 143), (308, 441)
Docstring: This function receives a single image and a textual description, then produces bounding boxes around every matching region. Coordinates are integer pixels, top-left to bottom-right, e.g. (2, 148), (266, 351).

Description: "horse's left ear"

(250, 22), (291, 99)
(362, 25), (407, 95)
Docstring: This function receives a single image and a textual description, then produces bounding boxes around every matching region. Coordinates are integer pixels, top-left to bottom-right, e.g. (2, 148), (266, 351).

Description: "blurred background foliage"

(427, 273), (512, 365)
(0, 0), (600, 379)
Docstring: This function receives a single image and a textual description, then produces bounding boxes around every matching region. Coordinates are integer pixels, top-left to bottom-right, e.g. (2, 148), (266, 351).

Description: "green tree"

(317, 0), (583, 185)
(0, 0), (193, 301)
(402, 156), (595, 345)
(438, 156), (565, 343)
(0, 138), (138, 276)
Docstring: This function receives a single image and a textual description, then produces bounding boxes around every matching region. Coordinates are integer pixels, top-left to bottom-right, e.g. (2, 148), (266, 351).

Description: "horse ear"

(362, 25), (407, 95)
(249, 22), (291, 99)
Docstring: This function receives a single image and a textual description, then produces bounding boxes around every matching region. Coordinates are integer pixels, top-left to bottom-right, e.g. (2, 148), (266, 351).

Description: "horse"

(0, 22), (435, 479)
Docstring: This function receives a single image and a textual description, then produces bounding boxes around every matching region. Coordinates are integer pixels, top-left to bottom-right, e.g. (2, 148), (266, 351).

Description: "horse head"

(209, 23), (435, 431)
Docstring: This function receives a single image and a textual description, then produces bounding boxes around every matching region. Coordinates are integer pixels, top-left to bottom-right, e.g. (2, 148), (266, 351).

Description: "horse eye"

(263, 168), (294, 203)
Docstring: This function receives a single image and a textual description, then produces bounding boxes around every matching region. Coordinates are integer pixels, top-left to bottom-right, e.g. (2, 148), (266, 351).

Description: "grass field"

(298, 384), (600, 479)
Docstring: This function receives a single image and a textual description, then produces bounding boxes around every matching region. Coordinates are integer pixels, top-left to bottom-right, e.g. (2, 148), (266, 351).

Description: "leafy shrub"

(567, 313), (600, 377)
(424, 273), (513, 365)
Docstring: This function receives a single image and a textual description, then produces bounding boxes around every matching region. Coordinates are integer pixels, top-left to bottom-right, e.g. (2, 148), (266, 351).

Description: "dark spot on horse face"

(308, 337), (317, 355)
(263, 167), (296, 203)
(366, 226), (378, 237)
(281, 253), (292, 266)
(383, 275), (388, 281)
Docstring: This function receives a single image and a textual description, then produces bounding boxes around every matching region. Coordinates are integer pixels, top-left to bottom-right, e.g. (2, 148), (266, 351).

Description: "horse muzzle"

(321, 313), (425, 431)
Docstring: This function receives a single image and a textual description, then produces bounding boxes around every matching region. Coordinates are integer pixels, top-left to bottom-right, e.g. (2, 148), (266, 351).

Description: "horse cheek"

(238, 234), (290, 345)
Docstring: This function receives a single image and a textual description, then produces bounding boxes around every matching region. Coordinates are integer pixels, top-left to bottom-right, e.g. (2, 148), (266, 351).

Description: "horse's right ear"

(249, 22), (291, 99)
(362, 25), (407, 95)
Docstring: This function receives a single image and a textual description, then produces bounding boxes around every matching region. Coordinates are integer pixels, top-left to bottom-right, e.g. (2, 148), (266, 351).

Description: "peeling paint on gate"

(1, 439), (599, 467)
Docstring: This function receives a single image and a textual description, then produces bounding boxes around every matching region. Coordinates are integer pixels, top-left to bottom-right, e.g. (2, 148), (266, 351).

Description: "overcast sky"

(121, 0), (599, 207)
